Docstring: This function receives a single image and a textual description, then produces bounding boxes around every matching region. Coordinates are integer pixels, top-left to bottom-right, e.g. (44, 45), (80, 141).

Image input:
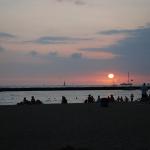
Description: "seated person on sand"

(31, 96), (36, 104)
(23, 97), (28, 103)
(61, 96), (68, 104)
(130, 93), (134, 102)
(125, 96), (129, 103)
(84, 99), (88, 103)
(96, 96), (101, 103)
(23, 97), (31, 105)
(117, 96), (120, 102)
(31, 96), (43, 104)
(87, 94), (95, 103)
(110, 94), (115, 102)
(17, 97), (30, 105)
(35, 99), (43, 104)
(100, 97), (109, 107)
(120, 96), (123, 102)
(17, 96), (43, 105)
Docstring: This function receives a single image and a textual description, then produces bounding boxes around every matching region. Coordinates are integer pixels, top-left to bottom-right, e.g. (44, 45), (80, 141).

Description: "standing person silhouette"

(141, 83), (148, 100)
(130, 94), (134, 102)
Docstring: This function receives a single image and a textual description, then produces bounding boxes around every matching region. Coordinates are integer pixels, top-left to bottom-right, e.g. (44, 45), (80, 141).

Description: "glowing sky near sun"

(0, 0), (150, 85)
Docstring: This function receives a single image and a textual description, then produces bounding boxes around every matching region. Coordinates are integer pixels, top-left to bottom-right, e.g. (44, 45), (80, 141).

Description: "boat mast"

(128, 72), (130, 84)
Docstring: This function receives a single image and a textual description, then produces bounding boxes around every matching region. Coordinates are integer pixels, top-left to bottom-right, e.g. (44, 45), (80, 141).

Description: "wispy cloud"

(80, 47), (105, 52)
(28, 50), (60, 60)
(0, 46), (5, 52)
(48, 51), (59, 57)
(0, 32), (16, 39)
(71, 52), (82, 59)
(28, 50), (39, 57)
(96, 26), (150, 74)
(33, 36), (91, 44)
(27, 49), (117, 61)
(56, 0), (86, 5)
(98, 26), (150, 35)
(98, 29), (132, 35)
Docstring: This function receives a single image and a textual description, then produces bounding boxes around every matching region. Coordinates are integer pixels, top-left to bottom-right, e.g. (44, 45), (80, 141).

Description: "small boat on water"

(120, 72), (133, 86)
(120, 82), (133, 86)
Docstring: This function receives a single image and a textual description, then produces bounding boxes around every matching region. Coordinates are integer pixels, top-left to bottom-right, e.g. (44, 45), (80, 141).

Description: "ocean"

(0, 89), (145, 105)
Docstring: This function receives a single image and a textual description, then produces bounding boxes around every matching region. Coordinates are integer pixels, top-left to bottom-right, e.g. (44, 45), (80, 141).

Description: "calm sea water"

(0, 90), (147, 105)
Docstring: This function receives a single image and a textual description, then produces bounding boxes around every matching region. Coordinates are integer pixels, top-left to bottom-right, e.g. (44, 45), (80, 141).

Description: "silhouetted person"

(31, 96), (36, 104)
(84, 99), (88, 103)
(91, 96), (95, 103)
(141, 83), (148, 101)
(87, 94), (95, 103)
(100, 98), (109, 107)
(61, 96), (68, 104)
(110, 94), (115, 102)
(96, 95), (101, 103)
(36, 99), (43, 104)
(125, 96), (129, 103)
(120, 96), (123, 102)
(17, 97), (30, 105)
(60, 145), (75, 150)
(23, 97), (28, 103)
(117, 96), (120, 102)
(23, 97), (31, 105)
(130, 93), (134, 102)
(17, 96), (43, 105)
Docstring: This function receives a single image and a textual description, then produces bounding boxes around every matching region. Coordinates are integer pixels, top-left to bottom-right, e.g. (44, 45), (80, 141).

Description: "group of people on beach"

(84, 94), (134, 104)
(84, 93), (135, 103)
(17, 96), (43, 105)
(17, 83), (150, 105)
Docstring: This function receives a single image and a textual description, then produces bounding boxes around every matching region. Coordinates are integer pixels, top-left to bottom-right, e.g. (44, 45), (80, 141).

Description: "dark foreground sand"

(0, 103), (150, 150)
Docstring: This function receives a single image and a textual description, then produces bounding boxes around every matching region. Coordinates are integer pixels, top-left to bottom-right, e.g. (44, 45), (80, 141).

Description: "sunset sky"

(0, 0), (150, 85)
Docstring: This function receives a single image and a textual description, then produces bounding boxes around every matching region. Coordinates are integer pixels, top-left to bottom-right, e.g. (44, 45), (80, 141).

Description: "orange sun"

(108, 73), (114, 79)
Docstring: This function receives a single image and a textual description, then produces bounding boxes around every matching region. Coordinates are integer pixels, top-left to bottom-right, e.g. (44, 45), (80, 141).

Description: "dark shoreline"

(0, 85), (149, 92)
(0, 103), (150, 150)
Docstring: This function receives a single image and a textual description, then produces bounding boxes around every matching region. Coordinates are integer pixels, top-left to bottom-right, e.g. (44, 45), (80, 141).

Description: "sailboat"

(120, 72), (133, 86)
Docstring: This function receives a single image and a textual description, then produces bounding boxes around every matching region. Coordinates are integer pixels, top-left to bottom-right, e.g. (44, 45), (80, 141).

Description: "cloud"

(98, 27), (150, 53)
(28, 51), (39, 57)
(34, 36), (91, 44)
(28, 50), (60, 60)
(27, 49), (116, 61)
(82, 51), (119, 60)
(98, 26), (150, 36)
(0, 46), (5, 52)
(56, 0), (86, 5)
(28, 50), (83, 60)
(0, 32), (16, 39)
(48, 51), (58, 57)
(71, 52), (82, 59)
(46, 51), (60, 59)
(98, 29), (131, 35)
(74, 0), (85, 5)
(97, 26), (150, 74)
(1, 26), (149, 85)
(80, 47), (105, 52)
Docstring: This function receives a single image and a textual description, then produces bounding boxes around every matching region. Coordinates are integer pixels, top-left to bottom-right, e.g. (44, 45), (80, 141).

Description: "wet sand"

(0, 103), (150, 150)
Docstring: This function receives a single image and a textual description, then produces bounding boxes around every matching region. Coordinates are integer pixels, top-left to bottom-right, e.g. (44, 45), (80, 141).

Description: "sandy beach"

(0, 103), (150, 150)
